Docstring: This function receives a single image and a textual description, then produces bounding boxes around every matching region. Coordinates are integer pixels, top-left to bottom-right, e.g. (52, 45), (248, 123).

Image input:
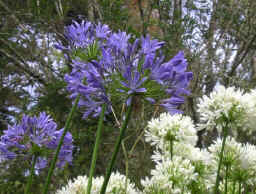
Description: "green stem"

(224, 164), (229, 194)
(25, 155), (38, 194)
(43, 95), (80, 194)
(170, 138), (173, 160)
(86, 104), (106, 194)
(232, 181), (236, 194)
(121, 142), (128, 194)
(214, 122), (228, 194)
(100, 98), (133, 194)
(238, 181), (241, 194)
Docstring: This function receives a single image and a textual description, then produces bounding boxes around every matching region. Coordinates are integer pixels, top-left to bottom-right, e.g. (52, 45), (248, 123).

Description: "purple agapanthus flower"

(64, 20), (94, 48)
(120, 67), (147, 105)
(108, 31), (131, 54)
(64, 59), (111, 119)
(59, 20), (193, 118)
(141, 34), (164, 55)
(149, 51), (193, 113)
(95, 23), (111, 39)
(56, 21), (111, 52)
(0, 112), (73, 170)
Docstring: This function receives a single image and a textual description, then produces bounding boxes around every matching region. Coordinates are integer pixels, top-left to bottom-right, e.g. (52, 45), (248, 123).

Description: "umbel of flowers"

(208, 137), (256, 192)
(141, 156), (197, 194)
(0, 112), (73, 167)
(60, 21), (193, 119)
(0, 112), (73, 194)
(197, 85), (255, 136)
(145, 113), (198, 159)
(143, 112), (211, 193)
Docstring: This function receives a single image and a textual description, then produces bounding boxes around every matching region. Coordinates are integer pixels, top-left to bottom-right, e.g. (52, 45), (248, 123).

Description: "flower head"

(145, 113), (198, 151)
(197, 85), (253, 134)
(0, 112), (73, 170)
(64, 21), (94, 48)
(56, 171), (139, 194)
(209, 137), (242, 168)
(60, 21), (193, 118)
(141, 156), (197, 194)
(208, 136), (256, 185)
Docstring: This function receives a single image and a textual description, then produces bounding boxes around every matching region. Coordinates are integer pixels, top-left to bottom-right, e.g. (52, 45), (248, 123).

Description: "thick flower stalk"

(87, 104), (106, 194)
(0, 112), (73, 193)
(43, 95), (79, 194)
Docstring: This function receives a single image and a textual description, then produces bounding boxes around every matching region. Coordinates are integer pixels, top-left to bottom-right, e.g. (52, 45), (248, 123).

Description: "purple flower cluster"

(56, 21), (111, 52)
(57, 21), (193, 118)
(0, 112), (73, 170)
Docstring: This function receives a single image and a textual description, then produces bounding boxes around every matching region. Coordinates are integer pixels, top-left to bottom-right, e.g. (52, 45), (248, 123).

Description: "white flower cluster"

(208, 137), (256, 187)
(197, 85), (256, 134)
(144, 112), (211, 193)
(145, 113), (198, 151)
(218, 181), (245, 194)
(142, 85), (256, 193)
(151, 143), (210, 164)
(209, 136), (242, 169)
(141, 156), (197, 194)
(56, 171), (139, 194)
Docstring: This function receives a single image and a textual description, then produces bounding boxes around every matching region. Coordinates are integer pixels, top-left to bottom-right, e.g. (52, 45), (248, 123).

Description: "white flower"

(208, 136), (256, 185)
(197, 85), (253, 134)
(106, 171), (139, 194)
(151, 144), (213, 192)
(145, 113), (198, 151)
(219, 181), (244, 193)
(244, 89), (256, 131)
(183, 146), (211, 165)
(141, 156), (197, 194)
(208, 136), (242, 167)
(56, 175), (99, 194)
(56, 171), (140, 194)
(239, 143), (256, 170)
(151, 142), (210, 164)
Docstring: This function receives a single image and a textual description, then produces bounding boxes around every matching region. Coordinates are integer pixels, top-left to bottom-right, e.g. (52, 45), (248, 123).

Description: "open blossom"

(208, 136), (256, 186)
(244, 89), (256, 129)
(218, 181), (244, 194)
(57, 21), (193, 119)
(209, 137), (243, 169)
(0, 112), (73, 170)
(141, 156), (197, 194)
(145, 112), (198, 151)
(197, 85), (254, 134)
(151, 143), (210, 165)
(56, 21), (111, 51)
(56, 171), (140, 194)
